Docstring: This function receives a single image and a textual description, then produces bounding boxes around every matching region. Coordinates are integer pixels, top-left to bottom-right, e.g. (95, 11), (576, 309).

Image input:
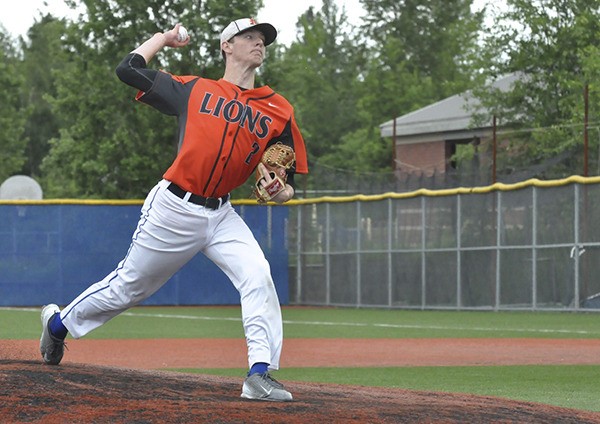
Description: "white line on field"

(122, 312), (241, 321)
(4, 308), (597, 336)
(112, 312), (600, 334)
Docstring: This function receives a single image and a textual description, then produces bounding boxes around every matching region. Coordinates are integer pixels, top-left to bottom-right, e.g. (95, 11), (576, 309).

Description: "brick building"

(379, 74), (519, 176)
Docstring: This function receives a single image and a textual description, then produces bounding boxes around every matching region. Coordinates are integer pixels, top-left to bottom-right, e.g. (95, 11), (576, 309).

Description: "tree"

(40, 0), (264, 198)
(472, 0), (600, 178)
(0, 27), (27, 183)
(19, 15), (72, 178)
(348, 0), (484, 172)
(267, 1), (366, 170)
(360, 0), (484, 100)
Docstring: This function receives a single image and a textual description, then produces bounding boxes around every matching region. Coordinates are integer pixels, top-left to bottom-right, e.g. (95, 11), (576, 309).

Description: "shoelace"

(261, 372), (284, 389)
(49, 334), (68, 353)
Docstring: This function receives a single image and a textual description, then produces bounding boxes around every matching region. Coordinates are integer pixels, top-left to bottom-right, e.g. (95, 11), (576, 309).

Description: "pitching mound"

(1, 360), (599, 423)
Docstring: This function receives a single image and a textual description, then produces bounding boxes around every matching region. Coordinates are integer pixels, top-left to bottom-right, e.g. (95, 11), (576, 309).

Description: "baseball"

(177, 26), (188, 42)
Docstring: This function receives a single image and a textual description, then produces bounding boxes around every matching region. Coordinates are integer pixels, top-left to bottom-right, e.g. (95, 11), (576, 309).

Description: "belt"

(167, 183), (229, 210)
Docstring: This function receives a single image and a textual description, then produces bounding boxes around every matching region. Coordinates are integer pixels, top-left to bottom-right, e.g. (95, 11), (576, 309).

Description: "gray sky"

(0, 0), (365, 46)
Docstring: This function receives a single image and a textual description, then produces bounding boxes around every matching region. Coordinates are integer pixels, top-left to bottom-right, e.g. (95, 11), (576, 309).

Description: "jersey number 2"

(245, 142), (260, 165)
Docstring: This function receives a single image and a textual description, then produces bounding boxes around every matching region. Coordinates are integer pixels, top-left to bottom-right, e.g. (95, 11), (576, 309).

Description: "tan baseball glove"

(253, 143), (296, 203)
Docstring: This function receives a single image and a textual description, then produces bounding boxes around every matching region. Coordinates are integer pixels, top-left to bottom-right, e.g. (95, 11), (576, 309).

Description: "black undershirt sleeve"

(115, 53), (158, 92)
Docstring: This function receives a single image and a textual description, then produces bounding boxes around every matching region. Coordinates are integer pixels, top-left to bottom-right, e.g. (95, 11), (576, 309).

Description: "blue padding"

(0, 204), (289, 306)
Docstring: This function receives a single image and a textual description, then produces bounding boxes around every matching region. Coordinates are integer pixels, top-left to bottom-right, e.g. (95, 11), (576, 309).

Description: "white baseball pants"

(59, 179), (284, 370)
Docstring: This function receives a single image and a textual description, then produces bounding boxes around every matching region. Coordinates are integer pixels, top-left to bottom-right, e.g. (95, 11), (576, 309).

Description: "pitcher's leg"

(240, 277), (284, 370)
(60, 241), (194, 338)
(203, 206), (283, 370)
(61, 182), (205, 338)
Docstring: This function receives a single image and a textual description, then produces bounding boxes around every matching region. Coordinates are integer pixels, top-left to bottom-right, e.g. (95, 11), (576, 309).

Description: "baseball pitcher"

(39, 17), (308, 402)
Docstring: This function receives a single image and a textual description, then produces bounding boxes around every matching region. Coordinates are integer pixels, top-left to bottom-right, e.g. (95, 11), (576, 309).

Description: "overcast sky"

(0, 0), (366, 46)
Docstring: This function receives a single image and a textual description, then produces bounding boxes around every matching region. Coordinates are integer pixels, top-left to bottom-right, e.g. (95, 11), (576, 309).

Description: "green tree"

(40, 0), (263, 198)
(19, 15), (72, 178)
(348, 0), (484, 172)
(361, 0), (483, 97)
(0, 27), (27, 183)
(268, 1), (366, 169)
(472, 0), (600, 178)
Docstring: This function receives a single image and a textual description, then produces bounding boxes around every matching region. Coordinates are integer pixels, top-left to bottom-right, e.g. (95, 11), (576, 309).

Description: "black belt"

(167, 183), (229, 210)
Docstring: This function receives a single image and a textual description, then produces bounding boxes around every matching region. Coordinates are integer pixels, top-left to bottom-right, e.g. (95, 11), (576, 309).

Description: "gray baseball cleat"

(241, 372), (293, 401)
(40, 304), (65, 365)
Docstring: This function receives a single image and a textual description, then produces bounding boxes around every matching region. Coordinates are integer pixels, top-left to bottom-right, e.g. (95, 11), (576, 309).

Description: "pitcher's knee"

(241, 260), (273, 288)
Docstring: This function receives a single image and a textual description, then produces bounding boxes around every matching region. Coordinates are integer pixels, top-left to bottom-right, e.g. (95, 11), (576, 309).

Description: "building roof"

(379, 73), (520, 141)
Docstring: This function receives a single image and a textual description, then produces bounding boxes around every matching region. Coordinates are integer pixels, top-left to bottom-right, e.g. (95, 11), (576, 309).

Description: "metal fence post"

(325, 203), (331, 306)
(456, 194), (462, 309)
(495, 191), (502, 311)
(421, 196), (426, 310)
(574, 184), (580, 309)
(296, 205), (302, 304)
(532, 187), (538, 310)
(356, 201), (362, 307)
(388, 198), (393, 307)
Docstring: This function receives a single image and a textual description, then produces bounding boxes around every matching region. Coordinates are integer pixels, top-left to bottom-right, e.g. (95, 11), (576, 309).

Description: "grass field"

(3, 306), (600, 412)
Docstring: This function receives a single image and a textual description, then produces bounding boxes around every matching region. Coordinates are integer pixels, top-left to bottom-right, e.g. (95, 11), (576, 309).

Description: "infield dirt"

(2, 338), (600, 423)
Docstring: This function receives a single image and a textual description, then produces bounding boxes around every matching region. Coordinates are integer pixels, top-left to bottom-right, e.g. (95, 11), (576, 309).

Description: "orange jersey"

(136, 71), (308, 197)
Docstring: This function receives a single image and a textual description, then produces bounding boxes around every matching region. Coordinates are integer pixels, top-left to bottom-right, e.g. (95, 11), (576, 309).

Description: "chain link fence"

(287, 177), (600, 311)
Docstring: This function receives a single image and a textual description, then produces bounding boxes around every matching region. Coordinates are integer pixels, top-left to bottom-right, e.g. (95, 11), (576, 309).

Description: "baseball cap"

(220, 18), (277, 47)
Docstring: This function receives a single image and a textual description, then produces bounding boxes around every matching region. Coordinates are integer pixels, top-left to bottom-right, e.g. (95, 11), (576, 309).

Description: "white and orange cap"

(220, 18), (277, 46)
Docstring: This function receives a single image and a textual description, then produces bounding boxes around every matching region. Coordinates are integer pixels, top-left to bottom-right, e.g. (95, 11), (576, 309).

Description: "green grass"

(174, 365), (600, 412)
(3, 306), (600, 412)
(281, 307), (600, 339)
(5, 306), (600, 339)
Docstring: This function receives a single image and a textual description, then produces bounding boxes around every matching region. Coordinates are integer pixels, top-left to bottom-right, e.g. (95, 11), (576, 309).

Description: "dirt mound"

(1, 360), (599, 423)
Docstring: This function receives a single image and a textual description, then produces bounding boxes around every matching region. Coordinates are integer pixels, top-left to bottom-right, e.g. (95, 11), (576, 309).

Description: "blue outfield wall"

(0, 203), (289, 307)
